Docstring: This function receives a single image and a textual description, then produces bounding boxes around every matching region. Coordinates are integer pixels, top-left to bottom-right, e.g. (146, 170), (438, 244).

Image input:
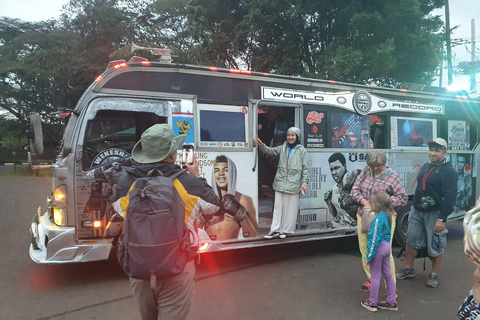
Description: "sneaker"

(264, 231), (279, 239)
(279, 232), (286, 239)
(361, 300), (377, 312)
(384, 291), (399, 300)
(359, 281), (371, 292)
(396, 268), (415, 280)
(377, 301), (398, 311)
(426, 272), (439, 288)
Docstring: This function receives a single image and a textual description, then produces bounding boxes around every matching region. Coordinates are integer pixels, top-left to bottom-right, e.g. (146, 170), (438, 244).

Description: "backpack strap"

(168, 170), (184, 181)
(147, 168), (184, 180)
(146, 168), (163, 177)
(150, 271), (157, 294)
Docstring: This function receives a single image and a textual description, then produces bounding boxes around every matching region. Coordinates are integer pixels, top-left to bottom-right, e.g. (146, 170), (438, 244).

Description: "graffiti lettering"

(411, 164), (422, 189)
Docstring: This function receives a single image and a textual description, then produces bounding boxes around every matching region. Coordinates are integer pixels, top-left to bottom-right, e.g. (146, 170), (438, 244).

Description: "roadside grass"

(2, 166), (52, 177)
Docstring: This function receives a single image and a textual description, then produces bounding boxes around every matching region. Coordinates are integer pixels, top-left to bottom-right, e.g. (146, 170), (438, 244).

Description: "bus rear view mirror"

(28, 113), (43, 156)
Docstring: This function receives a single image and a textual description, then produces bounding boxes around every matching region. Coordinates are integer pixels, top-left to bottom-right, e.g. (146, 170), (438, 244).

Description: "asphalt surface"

(0, 166), (475, 320)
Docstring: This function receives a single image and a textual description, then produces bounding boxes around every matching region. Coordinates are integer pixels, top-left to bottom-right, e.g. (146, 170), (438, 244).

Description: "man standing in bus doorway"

(396, 138), (458, 288)
(113, 124), (221, 320)
(324, 152), (360, 226)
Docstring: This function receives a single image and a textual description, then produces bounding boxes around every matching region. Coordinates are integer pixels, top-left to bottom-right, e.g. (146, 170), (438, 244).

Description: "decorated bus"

(28, 54), (480, 264)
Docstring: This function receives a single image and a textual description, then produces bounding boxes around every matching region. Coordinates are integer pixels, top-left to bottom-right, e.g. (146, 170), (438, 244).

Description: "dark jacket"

(114, 162), (221, 218)
(413, 158), (458, 222)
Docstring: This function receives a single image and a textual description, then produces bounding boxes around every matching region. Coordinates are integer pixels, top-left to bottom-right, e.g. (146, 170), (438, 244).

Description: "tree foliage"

(0, 0), (446, 132)
(152, 0), (445, 86)
(0, 0), (142, 125)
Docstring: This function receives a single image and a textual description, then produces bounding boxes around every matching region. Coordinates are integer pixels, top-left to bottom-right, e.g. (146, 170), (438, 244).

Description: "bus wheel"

(394, 202), (411, 246)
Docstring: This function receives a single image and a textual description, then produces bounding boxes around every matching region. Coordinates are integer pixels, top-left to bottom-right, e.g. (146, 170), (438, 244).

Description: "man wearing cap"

(114, 124), (221, 320)
(396, 138), (458, 288)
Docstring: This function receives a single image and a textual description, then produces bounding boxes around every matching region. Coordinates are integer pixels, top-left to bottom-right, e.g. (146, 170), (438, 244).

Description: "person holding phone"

(199, 155), (258, 240)
(182, 145), (194, 169)
(254, 126), (308, 239)
(112, 124), (221, 320)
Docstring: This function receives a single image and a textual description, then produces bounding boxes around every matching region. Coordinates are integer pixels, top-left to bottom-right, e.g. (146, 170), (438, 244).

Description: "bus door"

(75, 97), (190, 240)
(256, 102), (301, 233)
(194, 102), (259, 241)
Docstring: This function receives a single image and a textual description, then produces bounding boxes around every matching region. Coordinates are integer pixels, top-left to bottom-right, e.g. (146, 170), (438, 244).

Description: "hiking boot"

(396, 268), (415, 280)
(426, 272), (439, 288)
(361, 300), (377, 312)
(377, 301), (398, 311)
(264, 231), (279, 239)
(279, 232), (287, 239)
(359, 280), (371, 292)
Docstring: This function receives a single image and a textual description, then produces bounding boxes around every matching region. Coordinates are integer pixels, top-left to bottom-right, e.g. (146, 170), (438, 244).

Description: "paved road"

(0, 174), (475, 319)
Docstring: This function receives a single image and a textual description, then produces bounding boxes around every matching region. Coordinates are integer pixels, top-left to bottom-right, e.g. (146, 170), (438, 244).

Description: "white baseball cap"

(427, 138), (447, 149)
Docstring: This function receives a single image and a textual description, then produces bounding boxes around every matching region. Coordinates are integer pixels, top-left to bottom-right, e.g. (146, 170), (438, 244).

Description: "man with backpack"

(113, 124), (221, 320)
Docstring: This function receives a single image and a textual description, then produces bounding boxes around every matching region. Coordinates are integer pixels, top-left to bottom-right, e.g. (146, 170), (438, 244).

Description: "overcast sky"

(1, 0), (479, 90)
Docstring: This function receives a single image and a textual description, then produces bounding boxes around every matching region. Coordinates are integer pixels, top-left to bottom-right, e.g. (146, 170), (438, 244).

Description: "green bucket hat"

(131, 124), (186, 164)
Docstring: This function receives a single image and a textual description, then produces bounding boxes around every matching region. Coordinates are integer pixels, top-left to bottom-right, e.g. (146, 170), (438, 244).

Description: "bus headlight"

(53, 207), (66, 225)
(51, 185), (67, 226)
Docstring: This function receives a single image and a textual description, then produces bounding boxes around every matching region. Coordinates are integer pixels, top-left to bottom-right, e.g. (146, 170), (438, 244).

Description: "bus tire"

(394, 201), (412, 246)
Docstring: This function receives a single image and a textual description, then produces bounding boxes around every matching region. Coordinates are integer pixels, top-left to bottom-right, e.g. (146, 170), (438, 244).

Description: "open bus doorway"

(257, 104), (297, 229)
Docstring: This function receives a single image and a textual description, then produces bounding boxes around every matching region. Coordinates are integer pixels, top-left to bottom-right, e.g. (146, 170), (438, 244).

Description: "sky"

(1, 0), (479, 92)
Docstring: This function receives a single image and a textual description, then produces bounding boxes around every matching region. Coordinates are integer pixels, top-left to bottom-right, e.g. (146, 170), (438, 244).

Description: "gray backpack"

(117, 169), (196, 280)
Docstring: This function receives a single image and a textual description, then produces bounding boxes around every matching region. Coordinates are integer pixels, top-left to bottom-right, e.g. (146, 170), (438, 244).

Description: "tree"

(0, 0), (448, 134)
(59, 0), (137, 71)
(0, 18), (76, 124)
(317, 0), (445, 85)
(150, 0), (445, 87)
(0, 0), (144, 150)
(0, 0), (140, 124)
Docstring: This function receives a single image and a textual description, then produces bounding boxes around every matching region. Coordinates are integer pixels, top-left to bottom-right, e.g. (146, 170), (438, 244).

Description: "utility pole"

(445, 0), (453, 86)
(471, 19), (476, 92)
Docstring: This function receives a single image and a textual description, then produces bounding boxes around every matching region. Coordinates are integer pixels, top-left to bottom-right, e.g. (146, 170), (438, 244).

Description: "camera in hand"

(420, 196), (436, 210)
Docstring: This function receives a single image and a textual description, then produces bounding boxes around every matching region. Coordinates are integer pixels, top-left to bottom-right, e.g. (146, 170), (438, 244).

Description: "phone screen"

(182, 145), (194, 168)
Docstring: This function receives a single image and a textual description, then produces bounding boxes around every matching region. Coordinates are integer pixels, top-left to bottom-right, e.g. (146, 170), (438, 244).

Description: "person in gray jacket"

(254, 127), (309, 239)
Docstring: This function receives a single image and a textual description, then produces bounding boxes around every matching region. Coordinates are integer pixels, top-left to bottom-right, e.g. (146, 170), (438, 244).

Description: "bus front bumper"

(29, 212), (112, 264)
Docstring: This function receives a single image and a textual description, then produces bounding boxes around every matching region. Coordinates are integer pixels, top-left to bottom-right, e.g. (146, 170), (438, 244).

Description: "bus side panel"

(298, 151), (430, 230)
(193, 151), (259, 240)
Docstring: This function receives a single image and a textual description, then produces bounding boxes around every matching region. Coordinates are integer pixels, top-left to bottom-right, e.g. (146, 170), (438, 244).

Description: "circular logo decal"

(353, 90), (372, 115)
(91, 148), (130, 167)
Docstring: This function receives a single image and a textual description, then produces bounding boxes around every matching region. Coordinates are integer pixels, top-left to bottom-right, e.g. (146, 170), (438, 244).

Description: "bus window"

(330, 112), (372, 149)
(258, 107), (277, 147)
(369, 115), (387, 149)
(390, 116), (437, 149)
(200, 110), (245, 142)
(197, 104), (250, 149)
(82, 111), (166, 169)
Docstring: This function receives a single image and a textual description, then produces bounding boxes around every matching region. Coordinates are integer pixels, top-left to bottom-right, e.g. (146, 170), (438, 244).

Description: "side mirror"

(28, 113), (43, 156)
